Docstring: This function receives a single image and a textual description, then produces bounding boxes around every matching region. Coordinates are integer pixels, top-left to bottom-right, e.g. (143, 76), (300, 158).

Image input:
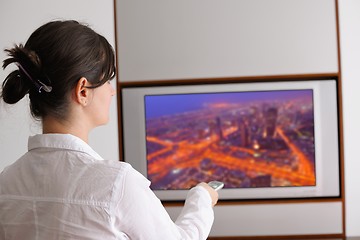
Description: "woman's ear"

(75, 77), (91, 106)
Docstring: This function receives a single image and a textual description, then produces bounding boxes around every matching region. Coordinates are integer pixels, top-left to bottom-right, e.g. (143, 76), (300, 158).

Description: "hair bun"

(2, 44), (52, 104)
(1, 44), (44, 103)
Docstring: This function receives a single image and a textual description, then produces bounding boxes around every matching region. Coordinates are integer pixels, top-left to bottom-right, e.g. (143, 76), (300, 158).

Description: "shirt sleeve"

(114, 166), (214, 240)
(175, 186), (214, 239)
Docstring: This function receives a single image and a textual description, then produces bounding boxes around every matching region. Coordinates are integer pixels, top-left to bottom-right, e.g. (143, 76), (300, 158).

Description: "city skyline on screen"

(144, 89), (316, 191)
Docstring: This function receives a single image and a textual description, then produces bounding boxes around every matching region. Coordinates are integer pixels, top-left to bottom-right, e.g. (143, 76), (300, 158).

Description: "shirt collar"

(28, 134), (104, 160)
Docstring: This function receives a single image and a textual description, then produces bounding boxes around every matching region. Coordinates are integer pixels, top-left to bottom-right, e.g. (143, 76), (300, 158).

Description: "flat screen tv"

(121, 79), (340, 201)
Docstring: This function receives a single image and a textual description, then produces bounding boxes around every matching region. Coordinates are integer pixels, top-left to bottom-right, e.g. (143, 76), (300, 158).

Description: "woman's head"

(1, 20), (116, 121)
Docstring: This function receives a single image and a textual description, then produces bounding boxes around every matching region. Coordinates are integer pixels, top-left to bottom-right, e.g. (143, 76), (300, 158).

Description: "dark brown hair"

(1, 20), (116, 120)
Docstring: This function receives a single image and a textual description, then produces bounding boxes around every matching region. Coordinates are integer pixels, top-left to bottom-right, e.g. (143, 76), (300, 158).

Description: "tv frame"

(120, 77), (341, 202)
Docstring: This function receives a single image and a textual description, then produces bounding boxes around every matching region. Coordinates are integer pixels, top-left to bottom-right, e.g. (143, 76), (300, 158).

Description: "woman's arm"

(114, 166), (215, 240)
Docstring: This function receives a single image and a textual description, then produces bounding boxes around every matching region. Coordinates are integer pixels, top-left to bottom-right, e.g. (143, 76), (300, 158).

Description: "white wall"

(338, 0), (360, 236)
(116, 0), (338, 81)
(0, 0), (119, 172)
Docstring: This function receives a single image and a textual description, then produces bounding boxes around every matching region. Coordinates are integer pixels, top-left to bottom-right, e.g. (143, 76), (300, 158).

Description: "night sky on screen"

(144, 89), (312, 119)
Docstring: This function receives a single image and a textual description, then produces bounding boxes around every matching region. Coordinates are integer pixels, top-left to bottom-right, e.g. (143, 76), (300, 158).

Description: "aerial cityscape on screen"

(144, 89), (316, 190)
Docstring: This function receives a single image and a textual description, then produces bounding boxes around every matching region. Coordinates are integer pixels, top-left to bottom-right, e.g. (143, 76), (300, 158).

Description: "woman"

(0, 20), (218, 239)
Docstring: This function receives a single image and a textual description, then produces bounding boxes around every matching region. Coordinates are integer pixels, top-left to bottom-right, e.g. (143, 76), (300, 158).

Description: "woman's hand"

(197, 182), (219, 207)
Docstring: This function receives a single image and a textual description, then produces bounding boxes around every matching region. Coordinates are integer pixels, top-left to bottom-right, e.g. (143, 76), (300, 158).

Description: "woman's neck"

(42, 116), (90, 143)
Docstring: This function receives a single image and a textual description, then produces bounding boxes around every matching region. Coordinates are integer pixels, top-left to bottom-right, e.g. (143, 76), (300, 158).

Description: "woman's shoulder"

(90, 159), (134, 175)
(90, 160), (146, 183)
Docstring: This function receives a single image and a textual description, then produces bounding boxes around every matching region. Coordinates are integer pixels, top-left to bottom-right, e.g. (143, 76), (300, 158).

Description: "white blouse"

(0, 134), (214, 240)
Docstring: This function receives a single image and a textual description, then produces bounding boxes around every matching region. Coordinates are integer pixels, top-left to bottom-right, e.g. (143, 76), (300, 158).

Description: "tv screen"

(145, 90), (316, 190)
(121, 79), (340, 201)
